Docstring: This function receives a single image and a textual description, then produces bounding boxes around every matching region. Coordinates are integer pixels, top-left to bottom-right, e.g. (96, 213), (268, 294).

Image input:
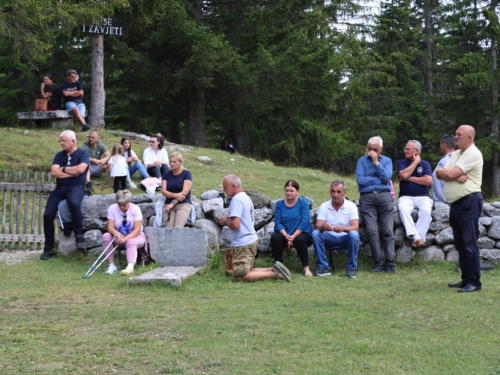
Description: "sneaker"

(104, 264), (118, 275)
(273, 262), (292, 282)
(371, 265), (385, 273)
(127, 181), (137, 189)
(40, 251), (56, 260)
(81, 123), (91, 132)
(315, 269), (331, 276)
(386, 265), (396, 274)
(120, 265), (134, 276)
(85, 181), (94, 191)
(345, 269), (356, 278)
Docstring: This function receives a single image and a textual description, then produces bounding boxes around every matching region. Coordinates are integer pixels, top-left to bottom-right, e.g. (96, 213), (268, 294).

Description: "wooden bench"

(17, 110), (74, 128)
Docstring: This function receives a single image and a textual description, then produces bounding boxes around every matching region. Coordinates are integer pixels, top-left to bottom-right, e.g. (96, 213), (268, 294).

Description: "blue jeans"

(312, 230), (360, 271)
(450, 192), (483, 288)
(127, 161), (149, 180)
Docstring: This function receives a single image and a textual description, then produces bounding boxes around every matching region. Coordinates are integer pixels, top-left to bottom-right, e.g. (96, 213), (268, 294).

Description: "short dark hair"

(284, 180), (300, 191)
(66, 69), (77, 76)
(441, 134), (456, 149)
(44, 73), (52, 79)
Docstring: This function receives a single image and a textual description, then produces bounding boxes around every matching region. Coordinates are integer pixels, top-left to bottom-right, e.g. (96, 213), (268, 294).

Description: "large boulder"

(219, 226), (231, 248)
(83, 229), (103, 249)
(81, 194), (116, 218)
(396, 242), (414, 263)
(394, 226), (406, 247)
(429, 221), (450, 232)
(480, 249), (500, 263)
(478, 236), (495, 249)
(479, 216), (492, 226)
(415, 246), (444, 262)
(254, 207), (274, 230)
(435, 227), (454, 246)
(257, 222), (275, 252)
(487, 216), (500, 239)
(145, 227), (208, 267)
(136, 202), (155, 219)
(82, 216), (107, 231)
(193, 219), (221, 254)
(483, 204), (500, 217)
(200, 190), (220, 200)
(212, 208), (229, 224)
(192, 201), (204, 220)
(244, 190), (271, 209)
(445, 250), (459, 263)
(202, 198), (224, 216)
(431, 206), (450, 222)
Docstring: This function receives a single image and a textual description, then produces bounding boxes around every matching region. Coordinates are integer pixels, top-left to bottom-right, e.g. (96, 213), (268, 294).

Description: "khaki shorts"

(232, 240), (258, 281)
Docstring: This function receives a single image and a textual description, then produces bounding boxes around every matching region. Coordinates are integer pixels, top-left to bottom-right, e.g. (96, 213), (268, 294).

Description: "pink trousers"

(102, 232), (146, 264)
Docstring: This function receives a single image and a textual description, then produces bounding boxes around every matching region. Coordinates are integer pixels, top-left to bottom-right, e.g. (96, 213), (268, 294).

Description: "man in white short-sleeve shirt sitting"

(312, 180), (360, 278)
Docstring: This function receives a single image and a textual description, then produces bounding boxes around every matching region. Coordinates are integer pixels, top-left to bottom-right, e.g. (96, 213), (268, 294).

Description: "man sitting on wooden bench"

(60, 69), (91, 132)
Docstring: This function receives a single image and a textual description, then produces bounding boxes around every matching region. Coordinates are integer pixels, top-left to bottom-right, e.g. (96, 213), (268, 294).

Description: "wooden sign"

(82, 18), (124, 37)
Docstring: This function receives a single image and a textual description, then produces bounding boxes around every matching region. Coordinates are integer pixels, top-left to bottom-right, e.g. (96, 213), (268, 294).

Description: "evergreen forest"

(1, 0), (499, 195)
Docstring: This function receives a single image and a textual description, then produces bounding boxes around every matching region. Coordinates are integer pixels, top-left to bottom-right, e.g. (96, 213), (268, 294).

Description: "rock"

(491, 202), (500, 209)
(478, 222), (487, 236)
(396, 242), (413, 263)
(244, 190), (271, 209)
(445, 250), (459, 263)
(202, 198), (224, 216)
(415, 246), (444, 261)
(82, 216), (108, 231)
(433, 201), (449, 210)
(136, 202), (155, 219)
(488, 217), (500, 239)
(254, 207), (273, 230)
(358, 226), (368, 245)
(58, 232), (77, 255)
(478, 236), (495, 249)
(200, 190), (220, 200)
(479, 216), (492, 226)
(87, 246), (103, 256)
(193, 219), (221, 254)
(434, 227), (454, 246)
(256, 222), (275, 252)
(83, 229), (103, 248)
(361, 243), (374, 259)
(131, 194), (154, 204)
(127, 266), (202, 287)
(149, 216), (156, 227)
(431, 206), (450, 222)
(23, 130), (29, 135)
(192, 201), (204, 220)
(394, 227), (406, 247)
(302, 196), (314, 210)
(197, 156), (211, 162)
(483, 204), (500, 217)
(429, 221), (450, 232)
(496, 240), (500, 249)
(480, 249), (500, 263)
(443, 244), (455, 253)
(422, 232), (435, 248)
(81, 194), (116, 218)
(219, 226), (231, 248)
(146, 227), (208, 267)
(411, 209), (419, 222)
(394, 209), (403, 227)
(270, 199), (280, 212)
(212, 208), (229, 223)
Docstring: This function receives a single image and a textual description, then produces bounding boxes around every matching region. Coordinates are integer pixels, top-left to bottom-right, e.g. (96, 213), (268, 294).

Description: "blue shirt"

(60, 81), (84, 104)
(355, 154), (393, 193)
(52, 148), (89, 186)
(274, 197), (312, 236)
(397, 159), (432, 198)
(162, 169), (192, 205)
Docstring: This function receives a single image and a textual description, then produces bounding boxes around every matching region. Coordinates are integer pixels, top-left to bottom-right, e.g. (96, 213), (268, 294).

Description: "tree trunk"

(232, 120), (250, 155)
(89, 35), (105, 128)
(185, 86), (206, 147)
(491, 1), (499, 196)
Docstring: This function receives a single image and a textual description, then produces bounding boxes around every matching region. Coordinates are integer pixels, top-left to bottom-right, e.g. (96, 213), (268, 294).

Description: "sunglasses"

(63, 156), (72, 166)
(121, 213), (127, 227)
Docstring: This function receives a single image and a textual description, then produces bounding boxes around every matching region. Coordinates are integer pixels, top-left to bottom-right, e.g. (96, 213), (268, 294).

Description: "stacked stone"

(62, 191), (500, 264)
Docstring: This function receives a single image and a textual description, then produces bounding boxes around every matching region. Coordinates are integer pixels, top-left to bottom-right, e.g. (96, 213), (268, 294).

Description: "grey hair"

(60, 130), (76, 141)
(408, 140), (422, 153)
(224, 174), (241, 187)
(66, 69), (77, 76)
(440, 134), (456, 150)
(116, 189), (133, 204)
(368, 136), (383, 147)
(331, 179), (346, 190)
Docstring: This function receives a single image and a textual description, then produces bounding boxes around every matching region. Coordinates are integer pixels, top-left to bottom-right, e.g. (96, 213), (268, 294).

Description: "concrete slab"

(127, 266), (202, 287)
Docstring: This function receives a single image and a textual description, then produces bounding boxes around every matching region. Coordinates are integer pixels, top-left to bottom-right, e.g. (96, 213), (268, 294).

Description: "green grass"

(1, 254), (500, 374)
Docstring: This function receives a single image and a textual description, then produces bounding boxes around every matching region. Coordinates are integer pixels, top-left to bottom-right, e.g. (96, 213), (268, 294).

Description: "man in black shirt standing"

(41, 130), (90, 260)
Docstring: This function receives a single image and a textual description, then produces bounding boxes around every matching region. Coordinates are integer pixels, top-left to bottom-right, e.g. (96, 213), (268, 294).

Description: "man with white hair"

(219, 174), (292, 282)
(355, 136), (395, 273)
(397, 140), (433, 249)
(41, 130), (90, 260)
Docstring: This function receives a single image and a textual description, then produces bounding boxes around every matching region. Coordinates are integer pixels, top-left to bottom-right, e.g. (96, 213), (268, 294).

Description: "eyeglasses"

(63, 156), (72, 166)
(366, 147), (379, 152)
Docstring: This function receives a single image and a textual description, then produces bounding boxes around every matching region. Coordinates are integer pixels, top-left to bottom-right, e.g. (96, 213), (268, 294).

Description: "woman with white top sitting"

(143, 134), (170, 178)
(120, 136), (149, 189)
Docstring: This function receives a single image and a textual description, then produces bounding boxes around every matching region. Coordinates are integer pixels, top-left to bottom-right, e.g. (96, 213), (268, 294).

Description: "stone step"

(127, 266), (202, 287)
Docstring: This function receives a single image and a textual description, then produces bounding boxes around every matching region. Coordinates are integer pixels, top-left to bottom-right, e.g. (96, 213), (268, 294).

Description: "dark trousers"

(359, 191), (395, 266)
(43, 185), (85, 251)
(270, 232), (312, 267)
(147, 164), (170, 178)
(113, 176), (127, 193)
(450, 192), (483, 287)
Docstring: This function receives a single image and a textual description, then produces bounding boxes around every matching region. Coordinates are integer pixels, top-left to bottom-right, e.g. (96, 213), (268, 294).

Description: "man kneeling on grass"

(219, 174), (291, 282)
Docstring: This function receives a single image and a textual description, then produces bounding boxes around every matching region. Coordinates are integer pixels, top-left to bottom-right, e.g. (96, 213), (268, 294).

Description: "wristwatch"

(224, 218), (230, 226)
(62, 166), (66, 173)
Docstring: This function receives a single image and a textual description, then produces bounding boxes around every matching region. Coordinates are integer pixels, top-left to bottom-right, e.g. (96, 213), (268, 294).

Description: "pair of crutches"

(82, 241), (119, 279)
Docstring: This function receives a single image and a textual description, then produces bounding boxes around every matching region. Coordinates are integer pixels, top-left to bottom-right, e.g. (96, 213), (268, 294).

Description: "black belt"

(360, 190), (390, 195)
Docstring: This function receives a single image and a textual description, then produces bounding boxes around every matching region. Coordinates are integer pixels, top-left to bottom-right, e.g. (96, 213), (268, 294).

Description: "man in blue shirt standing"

(355, 136), (395, 273)
(397, 140), (433, 250)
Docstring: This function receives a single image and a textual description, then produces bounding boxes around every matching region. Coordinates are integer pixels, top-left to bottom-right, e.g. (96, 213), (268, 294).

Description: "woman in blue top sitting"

(161, 152), (193, 227)
(271, 180), (313, 277)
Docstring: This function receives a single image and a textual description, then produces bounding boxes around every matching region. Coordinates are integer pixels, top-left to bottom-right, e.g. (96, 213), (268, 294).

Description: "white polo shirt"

(316, 199), (359, 237)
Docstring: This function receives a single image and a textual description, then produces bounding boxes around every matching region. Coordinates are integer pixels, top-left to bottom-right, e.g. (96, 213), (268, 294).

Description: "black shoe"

(458, 283), (481, 293)
(386, 265), (396, 274)
(63, 226), (72, 237)
(448, 281), (465, 288)
(76, 237), (85, 251)
(371, 265), (385, 273)
(40, 251), (56, 260)
(81, 123), (91, 132)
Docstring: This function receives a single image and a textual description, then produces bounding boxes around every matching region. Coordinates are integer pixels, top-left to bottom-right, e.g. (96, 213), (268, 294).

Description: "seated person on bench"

(40, 73), (62, 110)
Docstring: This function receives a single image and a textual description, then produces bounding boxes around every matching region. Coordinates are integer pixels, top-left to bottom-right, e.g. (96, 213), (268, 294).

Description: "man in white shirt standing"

(219, 174), (291, 282)
(432, 134), (456, 204)
(312, 180), (360, 278)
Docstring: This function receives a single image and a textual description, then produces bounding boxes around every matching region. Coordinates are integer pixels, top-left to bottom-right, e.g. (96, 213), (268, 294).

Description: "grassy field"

(1, 126), (500, 374)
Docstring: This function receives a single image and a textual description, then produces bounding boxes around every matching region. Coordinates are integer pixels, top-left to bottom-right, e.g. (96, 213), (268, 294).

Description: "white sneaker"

(127, 181), (137, 189)
(104, 264), (118, 275)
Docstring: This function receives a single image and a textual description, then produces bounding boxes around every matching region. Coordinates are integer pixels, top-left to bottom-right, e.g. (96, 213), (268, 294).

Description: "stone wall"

(74, 192), (500, 264)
